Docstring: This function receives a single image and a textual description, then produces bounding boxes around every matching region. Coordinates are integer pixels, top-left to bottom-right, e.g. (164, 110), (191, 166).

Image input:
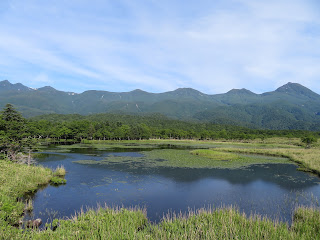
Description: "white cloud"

(0, 0), (319, 94)
(32, 73), (52, 85)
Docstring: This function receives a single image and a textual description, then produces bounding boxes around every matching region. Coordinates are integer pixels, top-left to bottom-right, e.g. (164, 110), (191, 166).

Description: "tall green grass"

(0, 160), (52, 225)
(53, 165), (66, 177)
(0, 159), (53, 239)
(150, 207), (320, 239)
(2, 205), (319, 240)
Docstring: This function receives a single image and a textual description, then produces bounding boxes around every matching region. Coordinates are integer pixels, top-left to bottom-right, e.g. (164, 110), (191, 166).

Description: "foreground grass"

(152, 207), (320, 240)
(0, 160), (68, 239)
(2, 205), (320, 240)
(0, 160), (53, 225)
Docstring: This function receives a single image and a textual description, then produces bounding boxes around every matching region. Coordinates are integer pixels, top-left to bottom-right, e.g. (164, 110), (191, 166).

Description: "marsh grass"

(25, 199), (33, 212)
(53, 165), (66, 177)
(26, 205), (148, 239)
(214, 147), (320, 176)
(191, 149), (242, 160)
(3, 205), (320, 239)
(74, 149), (290, 169)
(84, 138), (300, 148)
(292, 206), (320, 236)
(0, 160), (52, 225)
(150, 207), (320, 239)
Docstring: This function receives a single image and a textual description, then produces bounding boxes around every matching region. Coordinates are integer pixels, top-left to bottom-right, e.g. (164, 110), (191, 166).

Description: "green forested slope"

(1, 80), (320, 130)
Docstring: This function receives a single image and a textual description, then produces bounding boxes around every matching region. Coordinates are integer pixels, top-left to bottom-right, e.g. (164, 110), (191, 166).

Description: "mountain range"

(1, 80), (320, 130)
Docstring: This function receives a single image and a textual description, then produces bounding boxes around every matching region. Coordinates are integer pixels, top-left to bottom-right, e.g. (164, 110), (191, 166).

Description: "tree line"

(28, 113), (320, 141)
(1, 104), (319, 160)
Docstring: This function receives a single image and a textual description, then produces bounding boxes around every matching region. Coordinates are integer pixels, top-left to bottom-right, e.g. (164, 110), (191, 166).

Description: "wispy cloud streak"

(0, 0), (319, 94)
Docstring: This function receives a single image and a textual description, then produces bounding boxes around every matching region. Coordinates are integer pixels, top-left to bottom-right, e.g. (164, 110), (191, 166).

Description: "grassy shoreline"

(213, 147), (320, 176)
(2, 204), (320, 239)
(0, 160), (68, 239)
(0, 160), (53, 225)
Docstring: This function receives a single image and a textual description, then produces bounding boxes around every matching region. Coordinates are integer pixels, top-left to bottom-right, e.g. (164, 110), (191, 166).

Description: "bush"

(301, 136), (317, 148)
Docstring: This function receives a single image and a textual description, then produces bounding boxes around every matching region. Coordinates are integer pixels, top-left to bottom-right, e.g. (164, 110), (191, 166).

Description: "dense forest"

(30, 112), (319, 141)
(1, 104), (318, 159)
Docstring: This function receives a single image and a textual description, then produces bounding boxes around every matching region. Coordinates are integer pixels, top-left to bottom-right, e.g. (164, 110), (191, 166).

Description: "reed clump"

(25, 199), (33, 212)
(53, 165), (66, 177)
(51, 165), (67, 185)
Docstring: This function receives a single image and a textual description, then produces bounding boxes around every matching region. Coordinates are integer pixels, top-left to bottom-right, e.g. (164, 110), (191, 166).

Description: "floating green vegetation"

(50, 176), (67, 185)
(74, 149), (290, 169)
(44, 149), (72, 153)
(214, 147), (320, 176)
(191, 149), (242, 160)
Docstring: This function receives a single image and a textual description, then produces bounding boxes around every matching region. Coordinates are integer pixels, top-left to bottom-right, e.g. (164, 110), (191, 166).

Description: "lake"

(26, 144), (320, 226)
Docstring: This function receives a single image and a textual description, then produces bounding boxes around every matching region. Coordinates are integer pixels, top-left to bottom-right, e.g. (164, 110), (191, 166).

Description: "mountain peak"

(37, 86), (58, 92)
(276, 82), (300, 90)
(0, 80), (31, 92)
(226, 88), (256, 95)
(0, 80), (10, 85)
(172, 88), (205, 96)
(130, 89), (148, 94)
(275, 82), (319, 99)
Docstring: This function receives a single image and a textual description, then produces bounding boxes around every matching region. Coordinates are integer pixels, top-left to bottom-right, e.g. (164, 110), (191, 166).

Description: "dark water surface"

(27, 146), (320, 226)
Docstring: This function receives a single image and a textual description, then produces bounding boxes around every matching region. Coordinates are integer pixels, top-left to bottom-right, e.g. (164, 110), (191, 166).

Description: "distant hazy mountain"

(1, 80), (320, 130)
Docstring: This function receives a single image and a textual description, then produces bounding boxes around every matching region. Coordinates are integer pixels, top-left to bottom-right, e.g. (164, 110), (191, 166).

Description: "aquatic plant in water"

(50, 176), (67, 185)
(74, 148), (290, 169)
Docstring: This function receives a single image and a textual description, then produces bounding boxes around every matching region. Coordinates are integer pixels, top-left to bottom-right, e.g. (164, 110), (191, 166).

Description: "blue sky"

(0, 0), (319, 94)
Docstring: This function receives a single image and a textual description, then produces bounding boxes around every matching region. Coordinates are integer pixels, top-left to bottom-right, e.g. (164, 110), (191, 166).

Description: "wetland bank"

(2, 139), (320, 239)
